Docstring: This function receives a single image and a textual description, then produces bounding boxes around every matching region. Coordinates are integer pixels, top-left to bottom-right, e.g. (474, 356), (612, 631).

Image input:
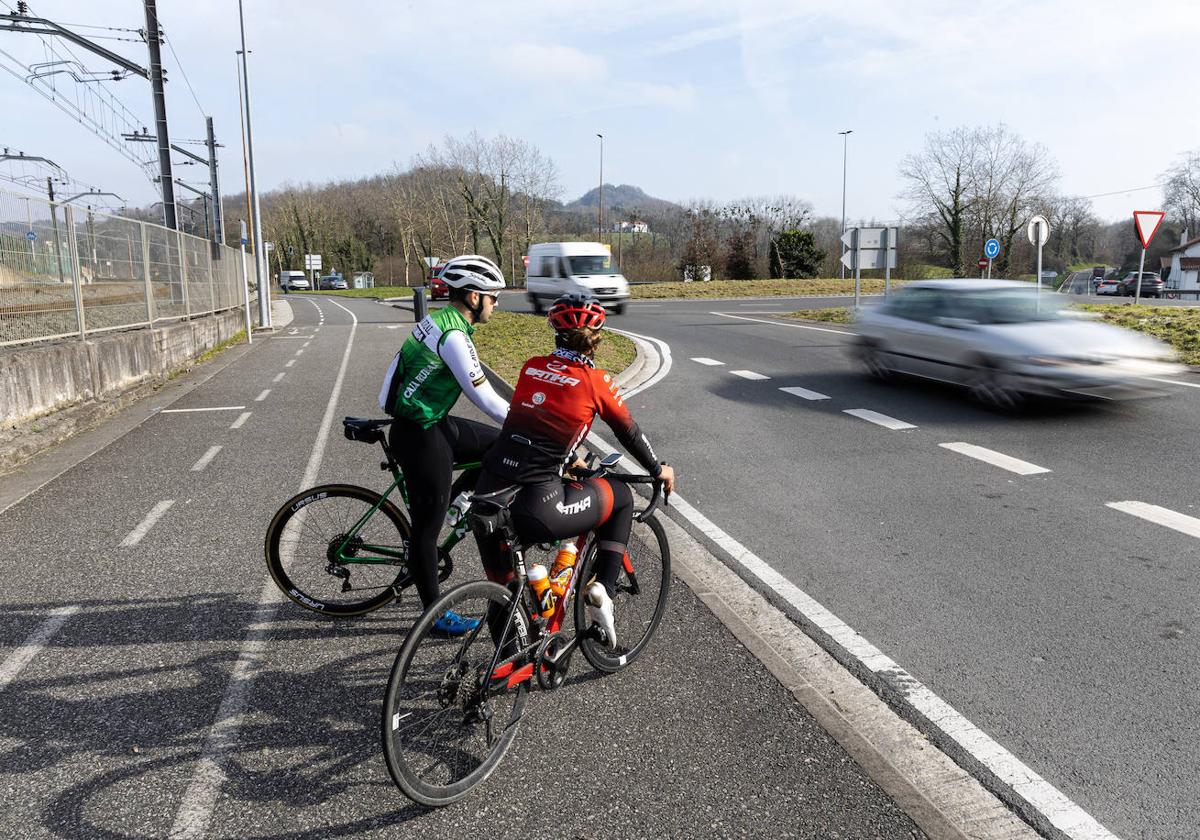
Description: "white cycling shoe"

(584, 582), (617, 650)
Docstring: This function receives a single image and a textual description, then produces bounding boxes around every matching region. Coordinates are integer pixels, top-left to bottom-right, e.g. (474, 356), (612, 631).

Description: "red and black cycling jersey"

(483, 348), (660, 484)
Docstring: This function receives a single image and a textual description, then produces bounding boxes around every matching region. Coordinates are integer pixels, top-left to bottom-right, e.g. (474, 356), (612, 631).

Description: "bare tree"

(899, 126), (979, 275)
(1163, 150), (1200, 236)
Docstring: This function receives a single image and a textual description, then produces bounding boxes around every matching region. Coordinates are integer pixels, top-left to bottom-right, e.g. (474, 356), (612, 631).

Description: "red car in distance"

(429, 265), (449, 300)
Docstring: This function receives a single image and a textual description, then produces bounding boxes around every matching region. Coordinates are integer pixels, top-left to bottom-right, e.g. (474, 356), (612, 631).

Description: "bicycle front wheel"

(574, 513), (671, 673)
(382, 580), (532, 806)
(265, 483), (411, 616)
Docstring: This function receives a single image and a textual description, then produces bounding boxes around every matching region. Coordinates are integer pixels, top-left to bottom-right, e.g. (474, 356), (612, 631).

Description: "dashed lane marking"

(159, 406), (246, 414)
(190, 446), (222, 472)
(0, 606), (80, 692)
(1107, 501), (1200, 539)
(939, 442), (1050, 475)
(229, 412), (251, 429)
(285, 360), (295, 368)
(255, 389), (270, 401)
(731, 369), (770, 380)
(780, 386), (830, 401)
(691, 357), (724, 366)
(294, 349), (304, 356)
(272, 372), (286, 383)
(120, 500), (175, 547)
(843, 408), (916, 430)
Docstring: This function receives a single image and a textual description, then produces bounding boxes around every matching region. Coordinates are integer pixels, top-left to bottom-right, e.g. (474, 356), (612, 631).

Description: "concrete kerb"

(482, 344), (1041, 840)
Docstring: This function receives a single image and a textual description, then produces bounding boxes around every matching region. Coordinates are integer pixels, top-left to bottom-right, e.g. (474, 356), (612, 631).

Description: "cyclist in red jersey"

(472, 294), (675, 647)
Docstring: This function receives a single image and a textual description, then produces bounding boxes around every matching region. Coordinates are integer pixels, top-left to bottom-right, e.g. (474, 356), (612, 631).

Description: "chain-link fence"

(0, 188), (257, 348)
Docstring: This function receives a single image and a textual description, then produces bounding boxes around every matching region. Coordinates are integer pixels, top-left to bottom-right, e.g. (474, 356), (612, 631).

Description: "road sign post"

(840, 227), (898, 307)
(1027, 215), (1050, 308)
(984, 238), (1000, 279)
(1132, 211), (1165, 305)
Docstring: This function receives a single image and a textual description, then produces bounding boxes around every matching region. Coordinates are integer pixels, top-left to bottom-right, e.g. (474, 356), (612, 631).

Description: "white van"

(525, 242), (630, 314)
(279, 270), (310, 291)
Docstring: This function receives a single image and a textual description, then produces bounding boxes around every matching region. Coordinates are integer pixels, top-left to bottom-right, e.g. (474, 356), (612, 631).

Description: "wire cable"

(162, 32), (206, 120)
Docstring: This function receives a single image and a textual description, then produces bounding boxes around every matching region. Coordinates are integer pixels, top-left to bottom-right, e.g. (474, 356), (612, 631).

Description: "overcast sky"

(2, 0), (1198, 224)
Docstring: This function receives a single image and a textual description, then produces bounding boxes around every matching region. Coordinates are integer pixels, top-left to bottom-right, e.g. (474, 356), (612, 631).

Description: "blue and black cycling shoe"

(431, 610), (481, 636)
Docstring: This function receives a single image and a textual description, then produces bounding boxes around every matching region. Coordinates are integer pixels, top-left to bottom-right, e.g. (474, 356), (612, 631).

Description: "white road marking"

(606, 327), (672, 398)
(303, 341), (311, 348)
(255, 389), (270, 401)
(171, 298), (360, 840)
(159, 406), (246, 414)
(272, 372), (286, 383)
(190, 446), (222, 472)
(120, 500), (175, 547)
(1147, 376), (1200, 389)
(229, 412), (251, 429)
(939, 442), (1050, 475)
(1107, 501), (1200, 539)
(386, 325), (401, 329)
(0, 606), (80, 692)
(295, 349), (304, 356)
(583, 428), (1115, 840)
(843, 408), (916, 430)
(780, 386), (830, 401)
(691, 357), (724, 366)
(712, 310), (856, 336)
(731, 369), (770, 380)
(285, 360), (295, 368)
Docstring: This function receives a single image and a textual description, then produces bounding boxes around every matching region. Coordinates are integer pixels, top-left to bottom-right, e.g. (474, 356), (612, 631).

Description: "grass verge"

(631, 278), (905, 299)
(1074, 304), (1200, 365)
(292, 286), (416, 298)
(781, 308), (854, 324)
(473, 311), (636, 383)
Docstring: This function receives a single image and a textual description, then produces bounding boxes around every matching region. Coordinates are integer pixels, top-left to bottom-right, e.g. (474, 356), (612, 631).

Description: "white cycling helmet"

(439, 254), (505, 291)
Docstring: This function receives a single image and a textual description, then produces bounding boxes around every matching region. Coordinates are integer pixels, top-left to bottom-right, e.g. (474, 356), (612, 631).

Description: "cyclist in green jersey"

(378, 255), (509, 634)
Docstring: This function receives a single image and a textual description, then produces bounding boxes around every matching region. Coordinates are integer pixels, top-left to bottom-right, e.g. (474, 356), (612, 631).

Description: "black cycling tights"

(388, 415), (499, 608)
(475, 474), (634, 597)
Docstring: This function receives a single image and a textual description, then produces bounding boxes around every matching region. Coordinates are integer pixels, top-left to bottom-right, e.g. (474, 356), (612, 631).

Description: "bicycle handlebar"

(603, 471), (668, 521)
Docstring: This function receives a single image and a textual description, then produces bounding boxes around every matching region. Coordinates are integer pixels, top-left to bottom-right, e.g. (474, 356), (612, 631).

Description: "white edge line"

(607, 327), (672, 398)
(843, 408), (917, 430)
(190, 445), (223, 472)
(229, 412), (252, 430)
(1107, 501), (1200, 539)
(939, 442), (1051, 476)
(170, 297), (359, 839)
(120, 500), (175, 547)
(0, 605), (81, 691)
(712, 310), (856, 336)
(1146, 376), (1200, 389)
(159, 406), (246, 414)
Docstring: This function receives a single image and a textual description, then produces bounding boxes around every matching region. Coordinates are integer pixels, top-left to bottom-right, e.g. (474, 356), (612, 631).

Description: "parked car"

(318, 273), (348, 290)
(427, 265), (449, 300)
(278, 270), (310, 291)
(525, 241), (630, 314)
(1119, 272), (1164, 298)
(1095, 277), (1122, 295)
(852, 279), (1182, 407)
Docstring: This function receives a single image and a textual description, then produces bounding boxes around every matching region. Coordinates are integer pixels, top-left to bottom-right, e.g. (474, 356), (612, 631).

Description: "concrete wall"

(1, 310), (245, 430)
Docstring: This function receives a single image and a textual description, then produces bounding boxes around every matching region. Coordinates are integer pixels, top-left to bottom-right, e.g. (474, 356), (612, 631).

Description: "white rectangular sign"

(841, 227), (897, 251)
(840, 249), (897, 270)
(304, 253), (322, 270)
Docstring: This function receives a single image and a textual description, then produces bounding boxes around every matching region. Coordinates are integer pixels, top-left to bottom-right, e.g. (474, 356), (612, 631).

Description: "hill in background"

(567, 184), (679, 216)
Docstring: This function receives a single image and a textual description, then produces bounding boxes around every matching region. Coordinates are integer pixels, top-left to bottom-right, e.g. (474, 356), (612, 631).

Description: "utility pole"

(47, 177), (66, 284)
(238, 0), (269, 327)
(143, 0), (177, 230)
(206, 117), (224, 246)
(838, 129), (852, 280)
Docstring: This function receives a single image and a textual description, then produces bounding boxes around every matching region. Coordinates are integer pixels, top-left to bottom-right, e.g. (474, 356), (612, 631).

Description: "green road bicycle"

(264, 417), (478, 617)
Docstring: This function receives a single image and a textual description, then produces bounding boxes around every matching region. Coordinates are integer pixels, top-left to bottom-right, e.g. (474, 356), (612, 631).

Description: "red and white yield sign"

(1133, 210), (1166, 249)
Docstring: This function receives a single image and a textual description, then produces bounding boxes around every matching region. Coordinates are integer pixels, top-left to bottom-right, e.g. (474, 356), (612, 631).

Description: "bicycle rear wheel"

(265, 483), (411, 616)
(382, 580), (532, 806)
(574, 513), (671, 673)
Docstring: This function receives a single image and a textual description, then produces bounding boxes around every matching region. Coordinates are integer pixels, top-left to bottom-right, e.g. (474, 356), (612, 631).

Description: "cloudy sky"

(2, 0), (1197, 223)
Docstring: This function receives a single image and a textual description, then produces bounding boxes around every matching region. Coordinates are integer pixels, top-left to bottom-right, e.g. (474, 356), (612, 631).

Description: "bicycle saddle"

(343, 416), (392, 443)
(466, 486), (521, 537)
(469, 485), (521, 511)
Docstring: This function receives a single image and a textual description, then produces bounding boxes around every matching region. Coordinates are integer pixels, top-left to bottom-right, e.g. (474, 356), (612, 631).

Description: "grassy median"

(473, 311), (637, 383)
(631, 278), (905, 299)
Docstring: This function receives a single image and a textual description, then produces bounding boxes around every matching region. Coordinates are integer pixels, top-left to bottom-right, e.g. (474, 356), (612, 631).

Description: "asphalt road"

(522, 293), (1197, 839)
(0, 295), (926, 839)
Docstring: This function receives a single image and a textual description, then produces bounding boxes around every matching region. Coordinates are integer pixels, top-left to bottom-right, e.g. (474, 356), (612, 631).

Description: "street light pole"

(596, 133), (604, 243)
(238, 0), (269, 328)
(838, 129), (852, 280)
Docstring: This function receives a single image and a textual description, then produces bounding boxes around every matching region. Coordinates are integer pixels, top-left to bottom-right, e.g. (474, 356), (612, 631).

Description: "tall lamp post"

(838, 129), (853, 279)
(596, 133), (604, 243)
(238, 0), (269, 328)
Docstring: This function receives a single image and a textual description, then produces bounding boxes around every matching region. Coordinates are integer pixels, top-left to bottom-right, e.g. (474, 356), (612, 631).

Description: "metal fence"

(0, 188), (256, 348)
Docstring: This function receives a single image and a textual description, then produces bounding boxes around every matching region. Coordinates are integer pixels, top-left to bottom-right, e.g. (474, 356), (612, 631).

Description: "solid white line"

(731, 369), (770, 380)
(780, 386), (830, 401)
(607, 327), (672, 398)
(170, 297), (359, 839)
(190, 445), (222, 472)
(691, 357), (724, 366)
(712, 310), (856, 336)
(255, 389), (270, 401)
(1146, 376), (1200, 389)
(272, 372), (285, 383)
(844, 408), (916, 430)
(229, 412), (251, 429)
(159, 406), (246, 414)
(583, 431), (1114, 840)
(120, 500), (175, 547)
(0, 606), (80, 692)
(939, 442), (1051, 475)
(285, 359), (295, 368)
(1107, 501), (1200, 539)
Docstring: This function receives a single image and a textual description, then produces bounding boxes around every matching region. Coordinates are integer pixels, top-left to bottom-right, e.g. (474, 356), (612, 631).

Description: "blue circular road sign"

(984, 238), (1000, 259)
(26, 230), (36, 242)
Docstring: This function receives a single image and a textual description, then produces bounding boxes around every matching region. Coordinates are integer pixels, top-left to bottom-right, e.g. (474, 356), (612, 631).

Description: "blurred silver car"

(853, 279), (1183, 407)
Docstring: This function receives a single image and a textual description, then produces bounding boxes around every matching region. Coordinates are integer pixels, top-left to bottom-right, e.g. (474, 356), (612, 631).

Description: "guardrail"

(0, 188), (256, 348)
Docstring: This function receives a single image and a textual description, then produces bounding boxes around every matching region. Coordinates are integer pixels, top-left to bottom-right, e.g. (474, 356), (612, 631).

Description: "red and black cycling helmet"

(547, 293), (606, 331)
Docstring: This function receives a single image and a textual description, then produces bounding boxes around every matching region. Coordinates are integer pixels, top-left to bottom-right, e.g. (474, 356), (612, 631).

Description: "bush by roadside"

(472, 311), (636, 383)
(632, 278), (905, 300)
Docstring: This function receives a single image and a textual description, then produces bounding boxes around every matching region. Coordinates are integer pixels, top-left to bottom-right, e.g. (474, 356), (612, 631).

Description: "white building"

(1163, 231), (1200, 292)
(611, 220), (650, 234)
